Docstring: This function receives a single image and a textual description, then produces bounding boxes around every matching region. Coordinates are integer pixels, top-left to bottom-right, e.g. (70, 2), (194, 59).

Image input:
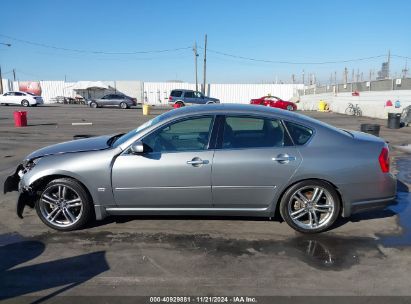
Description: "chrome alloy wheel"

(39, 184), (83, 228)
(287, 186), (335, 230)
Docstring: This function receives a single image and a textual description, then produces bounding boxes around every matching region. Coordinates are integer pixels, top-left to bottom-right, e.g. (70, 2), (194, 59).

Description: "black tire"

(286, 105), (294, 111)
(176, 101), (185, 107)
(21, 100), (30, 107)
(120, 102), (128, 109)
(35, 178), (93, 231)
(279, 180), (340, 234)
(345, 107), (354, 115)
(90, 102), (98, 108)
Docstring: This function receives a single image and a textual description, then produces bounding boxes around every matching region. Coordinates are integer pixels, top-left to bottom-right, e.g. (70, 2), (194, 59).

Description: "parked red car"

(250, 96), (297, 111)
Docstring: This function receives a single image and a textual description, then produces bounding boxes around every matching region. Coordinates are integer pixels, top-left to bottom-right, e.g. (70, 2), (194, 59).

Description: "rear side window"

(222, 116), (292, 149)
(284, 121), (313, 145)
(184, 91), (194, 98)
(170, 90), (182, 97)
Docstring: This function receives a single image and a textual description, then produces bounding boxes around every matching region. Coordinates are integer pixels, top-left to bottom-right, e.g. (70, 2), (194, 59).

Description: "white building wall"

(299, 91), (411, 119)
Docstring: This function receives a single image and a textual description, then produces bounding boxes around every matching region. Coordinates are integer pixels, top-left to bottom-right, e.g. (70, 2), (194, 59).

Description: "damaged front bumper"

(3, 164), (36, 218)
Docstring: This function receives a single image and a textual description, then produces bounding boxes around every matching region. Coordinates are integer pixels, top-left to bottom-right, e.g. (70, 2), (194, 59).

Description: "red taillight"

(169, 96), (173, 101)
(378, 146), (390, 173)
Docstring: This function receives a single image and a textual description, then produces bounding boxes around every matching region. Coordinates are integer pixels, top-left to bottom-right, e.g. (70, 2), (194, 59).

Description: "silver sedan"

(4, 104), (396, 233)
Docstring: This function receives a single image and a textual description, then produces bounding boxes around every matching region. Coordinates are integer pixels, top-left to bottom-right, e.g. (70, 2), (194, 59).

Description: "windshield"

(112, 110), (173, 148)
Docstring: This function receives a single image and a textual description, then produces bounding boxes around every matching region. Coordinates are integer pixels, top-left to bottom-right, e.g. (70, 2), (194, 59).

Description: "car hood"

(25, 135), (112, 160)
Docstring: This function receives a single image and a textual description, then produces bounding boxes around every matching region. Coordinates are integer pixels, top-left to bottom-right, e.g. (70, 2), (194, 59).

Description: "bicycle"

(345, 103), (362, 116)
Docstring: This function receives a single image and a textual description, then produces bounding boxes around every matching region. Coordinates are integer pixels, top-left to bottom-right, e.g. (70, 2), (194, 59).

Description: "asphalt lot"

(0, 104), (411, 299)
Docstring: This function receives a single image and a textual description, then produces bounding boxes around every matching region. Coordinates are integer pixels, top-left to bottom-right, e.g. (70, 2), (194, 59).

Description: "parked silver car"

(168, 89), (220, 106)
(88, 94), (137, 109)
(4, 104), (396, 233)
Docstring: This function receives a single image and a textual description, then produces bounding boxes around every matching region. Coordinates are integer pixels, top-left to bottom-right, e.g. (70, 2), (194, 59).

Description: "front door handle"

(187, 157), (209, 166)
(272, 154), (296, 163)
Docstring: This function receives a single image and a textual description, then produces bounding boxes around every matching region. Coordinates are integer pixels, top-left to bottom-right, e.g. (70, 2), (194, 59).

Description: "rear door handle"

(272, 154), (296, 163)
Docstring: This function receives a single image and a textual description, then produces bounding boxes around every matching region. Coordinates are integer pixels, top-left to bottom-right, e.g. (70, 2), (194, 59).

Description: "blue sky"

(0, 0), (410, 83)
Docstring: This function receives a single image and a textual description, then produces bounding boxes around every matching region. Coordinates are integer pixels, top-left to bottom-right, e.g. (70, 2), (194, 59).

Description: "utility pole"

(302, 70), (305, 85)
(356, 69), (359, 82)
(344, 67), (348, 84)
(13, 69), (16, 81)
(193, 42), (199, 91)
(387, 50), (391, 79)
(202, 34), (207, 95)
(402, 60), (408, 78)
(0, 65), (3, 94)
(351, 69), (355, 82)
(291, 74), (295, 84)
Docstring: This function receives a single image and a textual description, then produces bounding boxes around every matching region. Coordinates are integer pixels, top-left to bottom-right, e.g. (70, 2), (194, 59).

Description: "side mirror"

(130, 141), (145, 154)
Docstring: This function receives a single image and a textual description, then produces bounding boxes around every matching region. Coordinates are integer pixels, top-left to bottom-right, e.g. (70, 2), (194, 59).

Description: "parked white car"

(0, 91), (44, 107)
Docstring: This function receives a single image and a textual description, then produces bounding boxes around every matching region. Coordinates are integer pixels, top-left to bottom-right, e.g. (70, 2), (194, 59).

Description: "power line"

(199, 47), (392, 65)
(0, 34), (191, 55)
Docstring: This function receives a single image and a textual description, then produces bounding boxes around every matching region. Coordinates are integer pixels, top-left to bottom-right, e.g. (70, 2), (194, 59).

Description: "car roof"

(168, 104), (300, 120)
(171, 89), (195, 92)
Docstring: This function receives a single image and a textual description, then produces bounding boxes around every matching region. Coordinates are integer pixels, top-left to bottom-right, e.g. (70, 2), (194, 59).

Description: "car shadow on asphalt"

(0, 233), (109, 301)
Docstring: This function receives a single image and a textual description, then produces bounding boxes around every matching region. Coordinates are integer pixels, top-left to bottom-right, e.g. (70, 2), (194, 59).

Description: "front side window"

(284, 121), (313, 145)
(222, 116), (291, 149)
(194, 92), (203, 98)
(143, 116), (214, 153)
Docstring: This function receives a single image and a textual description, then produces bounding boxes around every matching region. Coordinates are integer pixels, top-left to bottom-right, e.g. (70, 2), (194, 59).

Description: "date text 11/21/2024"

(149, 296), (257, 303)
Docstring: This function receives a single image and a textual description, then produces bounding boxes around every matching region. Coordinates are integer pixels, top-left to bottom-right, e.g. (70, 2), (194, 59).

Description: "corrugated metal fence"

(3, 79), (302, 105)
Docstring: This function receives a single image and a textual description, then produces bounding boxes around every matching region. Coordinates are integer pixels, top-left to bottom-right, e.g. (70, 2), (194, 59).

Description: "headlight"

(22, 158), (41, 173)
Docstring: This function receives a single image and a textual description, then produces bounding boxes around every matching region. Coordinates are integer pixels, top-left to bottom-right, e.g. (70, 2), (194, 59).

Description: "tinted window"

(184, 91), (194, 98)
(194, 92), (203, 98)
(284, 121), (313, 145)
(15, 92), (24, 96)
(112, 95), (124, 99)
(143, 116), (214, 153)
(222, 116), (291, 149)
(170, 90), (182, 97)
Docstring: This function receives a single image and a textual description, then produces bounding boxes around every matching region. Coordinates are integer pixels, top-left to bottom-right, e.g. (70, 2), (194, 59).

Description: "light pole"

(0, 42), (11, 94)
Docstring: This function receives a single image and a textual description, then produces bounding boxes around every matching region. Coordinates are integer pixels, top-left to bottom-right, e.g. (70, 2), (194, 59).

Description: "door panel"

(112, 151), (214, 207)
(212, 115), (301, 208)
(112, 115), (216, 208)
(212, 147), (301, 208)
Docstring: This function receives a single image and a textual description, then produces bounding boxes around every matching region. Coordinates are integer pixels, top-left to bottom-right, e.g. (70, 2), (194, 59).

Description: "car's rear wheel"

(286, 105), (294, 111)
(35, 178), (93, 231)
(120, 102), (128, 109)
(21, 100), (30, 107)
(90, 102), (98, 108)
(279, 180), (340, 233)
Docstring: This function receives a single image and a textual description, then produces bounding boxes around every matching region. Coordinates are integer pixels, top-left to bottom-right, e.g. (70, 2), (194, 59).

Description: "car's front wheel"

(120, 102), (128, 109)
(279, 180), (340, 233)
(286, 105), (294, 111)
(21, 100), (30, 107)
(90, 102), (98, 108)
(36, 178), (93, 231)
